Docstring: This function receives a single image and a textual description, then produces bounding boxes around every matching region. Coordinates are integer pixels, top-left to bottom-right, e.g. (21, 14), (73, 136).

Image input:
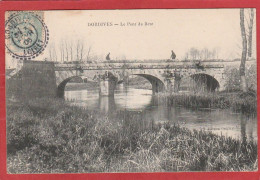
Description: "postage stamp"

(5, 11), (49, 60)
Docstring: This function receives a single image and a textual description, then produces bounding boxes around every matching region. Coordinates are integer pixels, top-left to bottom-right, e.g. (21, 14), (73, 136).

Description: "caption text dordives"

(87, 22), (154, 27)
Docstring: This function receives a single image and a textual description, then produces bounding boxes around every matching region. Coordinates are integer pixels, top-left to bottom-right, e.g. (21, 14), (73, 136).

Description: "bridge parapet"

(69, 58), (255, 63)
(54, 58), (256, 65)
(54, 62), (224, 71)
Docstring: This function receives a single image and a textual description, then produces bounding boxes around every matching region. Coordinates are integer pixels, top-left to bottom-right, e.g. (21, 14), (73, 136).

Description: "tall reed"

(6, 98), (257, 173)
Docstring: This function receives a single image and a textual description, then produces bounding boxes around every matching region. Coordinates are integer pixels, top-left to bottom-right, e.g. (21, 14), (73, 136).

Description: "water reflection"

(65, 88), (257, 141)
(98, 96), (116, 113)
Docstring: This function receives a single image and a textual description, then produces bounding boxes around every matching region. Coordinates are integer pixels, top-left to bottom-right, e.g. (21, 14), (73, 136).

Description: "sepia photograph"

(5, 9), (257, 173)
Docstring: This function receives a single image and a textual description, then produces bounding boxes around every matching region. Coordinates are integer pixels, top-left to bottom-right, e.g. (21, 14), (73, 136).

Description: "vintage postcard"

(4, 8), (258, 175)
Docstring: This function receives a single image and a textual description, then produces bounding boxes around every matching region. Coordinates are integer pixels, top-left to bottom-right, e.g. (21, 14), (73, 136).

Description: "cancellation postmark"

(5, 11), (49, 60)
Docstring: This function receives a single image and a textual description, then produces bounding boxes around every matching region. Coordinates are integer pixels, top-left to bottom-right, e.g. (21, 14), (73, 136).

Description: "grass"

(165, 90), (257, 114)
(6, 98), (258, 173)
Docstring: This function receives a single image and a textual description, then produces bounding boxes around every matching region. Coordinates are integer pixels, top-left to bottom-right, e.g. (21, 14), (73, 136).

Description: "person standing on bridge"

(106, 53), (110, 60)
(171, 50), (176, 60)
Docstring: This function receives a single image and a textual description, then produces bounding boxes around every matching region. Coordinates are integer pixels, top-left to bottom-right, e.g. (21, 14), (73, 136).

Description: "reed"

(6, 98), (257, 173)
(166, 91), (256, 114)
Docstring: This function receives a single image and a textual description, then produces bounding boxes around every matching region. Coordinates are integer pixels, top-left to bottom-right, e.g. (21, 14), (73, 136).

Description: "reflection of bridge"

(71, 93), (255, 142)
(6, 59), (255, 98)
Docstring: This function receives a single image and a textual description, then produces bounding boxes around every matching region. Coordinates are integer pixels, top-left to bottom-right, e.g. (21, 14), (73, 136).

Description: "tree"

(184, 47), (218, 60)
(86, 46), (92, 61)
(189, 48), (199, 60)
(76, 40), (85, 62)
(65, 40), (69, 62)
(70, 41), (73, 62)
(239, 8), (248, 92)
(76, 40), (80, 61)
(53, 44), (57, 62)
(80, 42), (84, 61)
(184, 52), (189, 60)
(224, 67), (240, 92)
(59, 40), (65, 62)
(48, 45), (53, 61)
(48, 43), (58, 61)
(49, 39), (92, 63)
(234, 9), (255, 61)
(247, 8), (254, 57)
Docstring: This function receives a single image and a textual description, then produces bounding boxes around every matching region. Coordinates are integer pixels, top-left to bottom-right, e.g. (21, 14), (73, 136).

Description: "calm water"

(65, 87), (257, 141)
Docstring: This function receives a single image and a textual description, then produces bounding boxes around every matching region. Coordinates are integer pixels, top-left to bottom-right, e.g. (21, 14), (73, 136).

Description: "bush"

(224, 63), (257, 92)
(167, 92), (256, 114)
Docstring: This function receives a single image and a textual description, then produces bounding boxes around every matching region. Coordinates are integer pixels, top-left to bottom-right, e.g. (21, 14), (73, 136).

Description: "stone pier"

(99, 78), (117, 96)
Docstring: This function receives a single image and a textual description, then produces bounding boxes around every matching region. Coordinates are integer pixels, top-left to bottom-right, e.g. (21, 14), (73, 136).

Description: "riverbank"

(166, 91), (257, 114)
(7, 98), (257, 173)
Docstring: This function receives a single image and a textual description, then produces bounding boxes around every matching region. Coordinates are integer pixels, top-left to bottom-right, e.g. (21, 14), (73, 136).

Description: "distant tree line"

(48, 39), (92, 62)
(184, 47), (219, 60)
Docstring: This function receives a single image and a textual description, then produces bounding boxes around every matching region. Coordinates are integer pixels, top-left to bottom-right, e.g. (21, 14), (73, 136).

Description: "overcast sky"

(6, 9), (256, 67)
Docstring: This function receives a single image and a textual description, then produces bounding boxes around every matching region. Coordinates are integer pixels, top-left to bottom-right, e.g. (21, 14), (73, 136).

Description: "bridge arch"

(117, 73), (166, 94)
(186, 73), (220, 92)
(57, 76), (84, 98)
(135, 74), (165, 93)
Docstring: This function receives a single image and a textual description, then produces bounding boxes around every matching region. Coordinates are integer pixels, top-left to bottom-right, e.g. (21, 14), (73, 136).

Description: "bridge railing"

(54, 63), (224, 71)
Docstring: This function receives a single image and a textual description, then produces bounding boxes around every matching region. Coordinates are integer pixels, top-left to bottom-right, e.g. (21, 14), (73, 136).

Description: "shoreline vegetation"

(166, 91), (257, 114)
(7, 98), (257, 173)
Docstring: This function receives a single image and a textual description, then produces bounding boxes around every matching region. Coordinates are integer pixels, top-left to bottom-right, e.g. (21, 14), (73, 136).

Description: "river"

(65, 87), (257, 142)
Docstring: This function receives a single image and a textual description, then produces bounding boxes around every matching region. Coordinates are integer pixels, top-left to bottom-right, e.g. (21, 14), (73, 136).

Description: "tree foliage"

(224, 64), (256, 92)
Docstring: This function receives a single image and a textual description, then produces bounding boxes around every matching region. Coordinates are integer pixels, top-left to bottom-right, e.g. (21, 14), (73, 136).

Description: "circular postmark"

(5, 12), (49, 60)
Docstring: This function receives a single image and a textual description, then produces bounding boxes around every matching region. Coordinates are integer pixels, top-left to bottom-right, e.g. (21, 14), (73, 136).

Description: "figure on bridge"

(171, 50), (176, 60)
(195, 61), (205, 70)
(106, 53), (111, 60)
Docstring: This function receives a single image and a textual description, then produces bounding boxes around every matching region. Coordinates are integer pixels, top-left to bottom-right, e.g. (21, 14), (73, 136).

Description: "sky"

(6, 9), (256, 67)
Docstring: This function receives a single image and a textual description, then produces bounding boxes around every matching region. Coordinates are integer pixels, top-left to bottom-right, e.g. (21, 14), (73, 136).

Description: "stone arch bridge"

(7, 59), (254, 98)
